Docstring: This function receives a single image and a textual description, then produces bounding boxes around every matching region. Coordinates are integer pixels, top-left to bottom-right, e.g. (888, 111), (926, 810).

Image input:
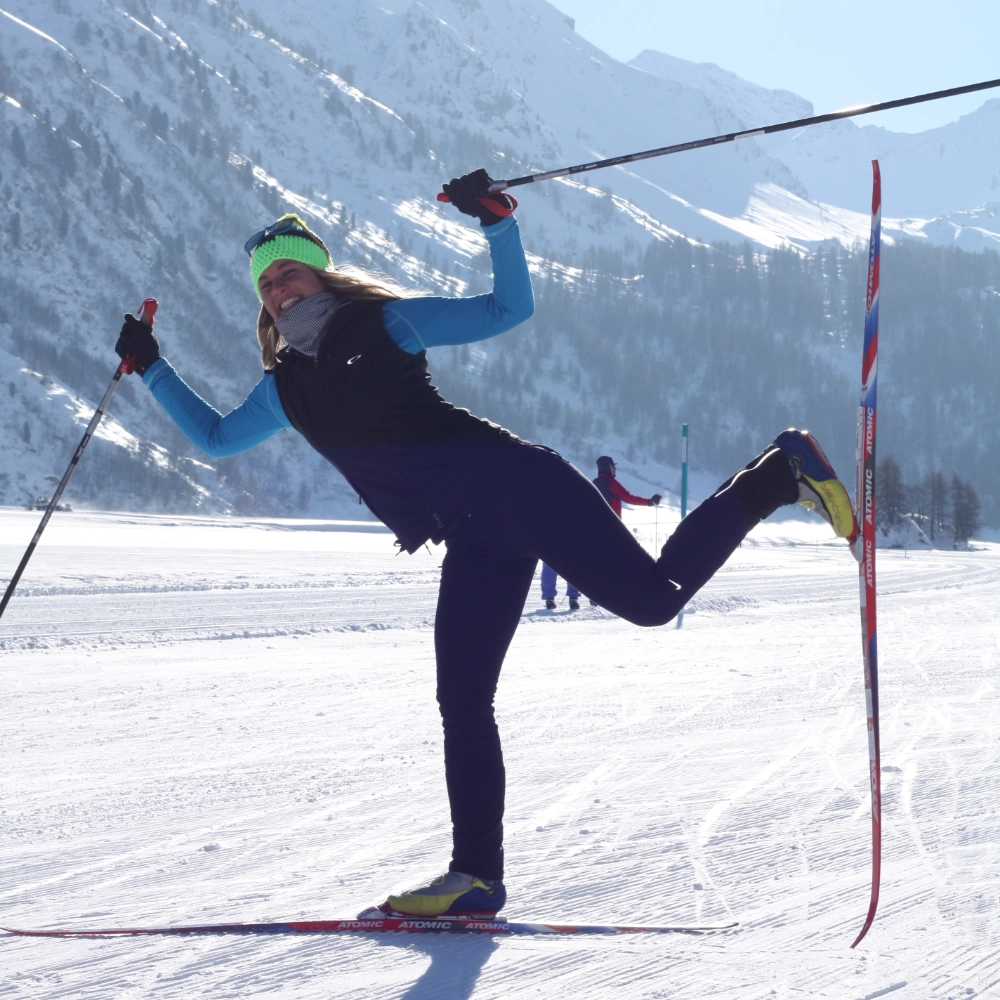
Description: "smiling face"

(257, 259), (326, 319)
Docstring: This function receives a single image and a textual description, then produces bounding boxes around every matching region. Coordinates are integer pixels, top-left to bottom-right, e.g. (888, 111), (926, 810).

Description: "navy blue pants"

(436, 444), (756, 879)
(540, 562), (580, 601)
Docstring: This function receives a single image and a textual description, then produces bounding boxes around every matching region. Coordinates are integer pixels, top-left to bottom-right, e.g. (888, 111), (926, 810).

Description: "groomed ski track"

(2, 507), (998, 998)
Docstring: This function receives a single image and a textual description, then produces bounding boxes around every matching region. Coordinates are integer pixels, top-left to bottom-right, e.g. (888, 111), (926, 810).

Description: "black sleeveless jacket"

(271, 300), (517, 552)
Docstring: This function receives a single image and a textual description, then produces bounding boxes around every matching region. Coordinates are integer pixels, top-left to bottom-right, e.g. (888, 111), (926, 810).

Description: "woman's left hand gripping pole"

(0, 297), (159, 620)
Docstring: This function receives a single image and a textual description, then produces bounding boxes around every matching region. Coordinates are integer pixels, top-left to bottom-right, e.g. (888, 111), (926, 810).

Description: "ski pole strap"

(434, 192), (518, 217)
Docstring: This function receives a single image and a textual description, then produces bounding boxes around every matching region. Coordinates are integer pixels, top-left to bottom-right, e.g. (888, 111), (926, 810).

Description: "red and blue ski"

(850, 160), (882, 949)
(2, 916), (738, 938)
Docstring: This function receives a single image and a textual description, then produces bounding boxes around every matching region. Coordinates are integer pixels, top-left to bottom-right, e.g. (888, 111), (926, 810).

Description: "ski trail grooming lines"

(0, 298), (157, 621)
(1, 917), (739, 938)
(851, 162), (882, 950)
(437, 77), (1000, 201)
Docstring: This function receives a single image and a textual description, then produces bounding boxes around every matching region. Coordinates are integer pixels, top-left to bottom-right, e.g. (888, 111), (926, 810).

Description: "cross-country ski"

(2, 917), (739, 939)
(3, 1), (998, 997)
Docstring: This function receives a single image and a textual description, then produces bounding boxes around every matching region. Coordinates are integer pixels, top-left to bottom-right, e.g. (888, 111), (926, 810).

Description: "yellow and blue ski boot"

(774, 428), (859, 540)
(378, 871), (506, 918)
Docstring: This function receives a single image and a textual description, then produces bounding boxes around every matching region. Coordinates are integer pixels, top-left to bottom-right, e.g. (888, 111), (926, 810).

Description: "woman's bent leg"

(435, 526), (536, 880)
(515, 446), (783, 626)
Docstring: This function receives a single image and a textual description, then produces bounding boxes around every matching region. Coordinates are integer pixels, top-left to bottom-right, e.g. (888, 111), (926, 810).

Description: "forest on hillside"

(434, 238), (1000, 523)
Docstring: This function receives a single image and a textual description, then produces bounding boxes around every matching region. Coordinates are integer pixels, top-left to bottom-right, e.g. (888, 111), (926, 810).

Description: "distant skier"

(539, 563), (580, 610)
(115, 168), (859, 922)
(593, 455), (662, 518)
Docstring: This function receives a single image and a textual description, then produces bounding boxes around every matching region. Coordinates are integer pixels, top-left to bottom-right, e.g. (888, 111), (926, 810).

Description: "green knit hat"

(248, 213), (332, 300)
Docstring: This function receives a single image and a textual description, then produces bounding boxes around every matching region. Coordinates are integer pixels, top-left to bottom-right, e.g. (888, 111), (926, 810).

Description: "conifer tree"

(907, 475), (929, 523)
(927, 470), (947, 541)
(951, 476), (982, 546)
(877, 455), (904, 528)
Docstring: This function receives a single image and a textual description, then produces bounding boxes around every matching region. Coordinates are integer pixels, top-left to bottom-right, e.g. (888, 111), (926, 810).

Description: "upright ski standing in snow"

(851, 160), (882, 949)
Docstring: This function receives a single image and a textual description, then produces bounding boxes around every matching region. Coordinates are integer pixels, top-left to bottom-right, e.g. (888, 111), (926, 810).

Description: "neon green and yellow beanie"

(249, 213), (332, 300)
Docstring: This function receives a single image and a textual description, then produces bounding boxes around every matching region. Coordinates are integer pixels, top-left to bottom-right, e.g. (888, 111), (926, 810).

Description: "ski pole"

(0, 298), (157, 621)
(437, 76), (1000, 200)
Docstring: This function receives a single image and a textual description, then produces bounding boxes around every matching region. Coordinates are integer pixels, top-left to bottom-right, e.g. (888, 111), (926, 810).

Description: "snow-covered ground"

(2, 507), (998, 998)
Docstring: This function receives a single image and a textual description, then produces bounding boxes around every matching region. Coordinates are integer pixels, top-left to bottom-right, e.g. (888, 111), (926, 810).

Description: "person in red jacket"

(593, 456), (661, 517)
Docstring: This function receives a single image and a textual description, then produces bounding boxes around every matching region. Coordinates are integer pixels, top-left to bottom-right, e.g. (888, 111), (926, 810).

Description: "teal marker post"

(681, 423), (689, 519)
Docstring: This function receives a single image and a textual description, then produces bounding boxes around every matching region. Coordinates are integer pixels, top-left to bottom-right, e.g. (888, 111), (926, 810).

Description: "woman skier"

(115, 169), (858, 919)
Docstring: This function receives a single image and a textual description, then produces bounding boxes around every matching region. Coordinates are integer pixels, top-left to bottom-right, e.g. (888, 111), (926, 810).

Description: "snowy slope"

(229, 0), (801, 226)
(2, 508), (999, 997)
(1, 0), (786, 520)
(632, 53), (1000, 248)
(1, 0), (999, 522)
(768, 100), (1000, 223)
(629, 50), (813, 131)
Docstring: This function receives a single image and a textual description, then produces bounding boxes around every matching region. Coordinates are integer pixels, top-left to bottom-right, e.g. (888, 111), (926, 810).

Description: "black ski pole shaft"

(0, 298), (157, 621)
(437, 76), (1000, 200)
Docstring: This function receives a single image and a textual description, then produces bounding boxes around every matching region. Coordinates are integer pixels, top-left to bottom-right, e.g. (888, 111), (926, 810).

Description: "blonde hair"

(257, 264), (407, 369)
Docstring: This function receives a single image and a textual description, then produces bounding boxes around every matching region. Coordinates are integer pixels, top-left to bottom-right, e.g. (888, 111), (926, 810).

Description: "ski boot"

(568, 597), (580, 611)
(545, 598), (557, 610)
(774, 429), (859, 540)
(364, 871), (506, 919)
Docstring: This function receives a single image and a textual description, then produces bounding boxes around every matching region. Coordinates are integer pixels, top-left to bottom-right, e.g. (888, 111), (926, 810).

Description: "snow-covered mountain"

(629, 50), (813, 134)
(630, 50), (1000, 250)
(1, 0), (998, 524)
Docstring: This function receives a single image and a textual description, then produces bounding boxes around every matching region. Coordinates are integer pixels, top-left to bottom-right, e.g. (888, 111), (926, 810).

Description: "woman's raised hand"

(440, 168), (516, 226)
(115, 313), (161, 375)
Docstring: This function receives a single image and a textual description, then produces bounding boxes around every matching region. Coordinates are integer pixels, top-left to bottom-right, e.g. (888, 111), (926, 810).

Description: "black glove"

(441, 168), (514, 227)
(115, 313), (160, 376)
(649, 494), (662, 507)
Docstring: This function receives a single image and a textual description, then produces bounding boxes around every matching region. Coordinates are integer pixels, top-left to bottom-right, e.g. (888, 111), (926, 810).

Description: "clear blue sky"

(551, 0), (1000, 132)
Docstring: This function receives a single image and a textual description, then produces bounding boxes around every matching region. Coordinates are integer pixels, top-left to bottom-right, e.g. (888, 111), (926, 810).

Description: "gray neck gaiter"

(274, 291), (339, 357)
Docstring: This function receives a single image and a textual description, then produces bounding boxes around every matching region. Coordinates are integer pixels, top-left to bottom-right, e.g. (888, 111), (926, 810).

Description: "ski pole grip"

(119, 297), (158, 375)
(435, 193), (518, 217)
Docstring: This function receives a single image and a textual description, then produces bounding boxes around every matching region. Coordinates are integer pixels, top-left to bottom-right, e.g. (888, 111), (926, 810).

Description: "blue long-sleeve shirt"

(142, 217), (533, 458)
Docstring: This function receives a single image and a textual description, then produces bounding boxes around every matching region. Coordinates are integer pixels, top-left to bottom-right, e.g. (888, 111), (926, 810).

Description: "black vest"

(272, 300), (517, 552)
